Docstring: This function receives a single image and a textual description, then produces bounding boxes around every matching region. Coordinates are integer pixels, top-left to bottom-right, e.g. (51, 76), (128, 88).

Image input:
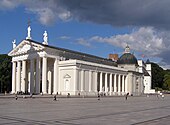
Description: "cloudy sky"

(1, 0), (170, 68)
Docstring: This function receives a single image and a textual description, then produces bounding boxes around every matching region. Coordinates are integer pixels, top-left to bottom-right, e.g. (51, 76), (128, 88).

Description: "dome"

(117, 45), (138, 65)
(117, 53), (138, 65)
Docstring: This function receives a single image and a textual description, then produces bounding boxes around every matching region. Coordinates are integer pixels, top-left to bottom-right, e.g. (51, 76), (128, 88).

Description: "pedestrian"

(98, 93), (100, 100)
(15, 94), (18, 100)
(30, 94), (33, 98)
(162, 94), (165, 99)
(125, 92), (129, 100)
(53, 94), (57, 101)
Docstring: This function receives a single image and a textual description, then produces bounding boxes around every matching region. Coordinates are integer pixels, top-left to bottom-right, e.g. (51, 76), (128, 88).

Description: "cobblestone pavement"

(0, 95), (170, 125)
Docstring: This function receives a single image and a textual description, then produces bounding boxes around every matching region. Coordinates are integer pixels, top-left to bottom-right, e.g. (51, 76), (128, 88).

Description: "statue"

(26, 26), (31, 39)
(43, 31), (48, 45)
(12, 39), (16, 49)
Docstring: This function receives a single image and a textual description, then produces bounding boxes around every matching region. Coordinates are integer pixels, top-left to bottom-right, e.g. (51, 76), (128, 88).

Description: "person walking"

(15, 94), (18, 100)
(125, 92), (129, 100)
(98, 93), (101, 100)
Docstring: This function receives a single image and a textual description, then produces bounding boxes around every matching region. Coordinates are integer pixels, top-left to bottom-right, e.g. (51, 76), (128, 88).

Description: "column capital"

(43, 55), (48, 58)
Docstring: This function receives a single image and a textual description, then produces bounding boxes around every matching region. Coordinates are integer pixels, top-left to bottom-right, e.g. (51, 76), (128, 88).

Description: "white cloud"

(0, 0), (21, 10)
(27, 8), (56, 25)
(90, 27), (166, 57)
(59, 36), (71, 40)
(76, 38), (91, 47)
(88, 27), (170, 68)
(0, 0), (71, 25)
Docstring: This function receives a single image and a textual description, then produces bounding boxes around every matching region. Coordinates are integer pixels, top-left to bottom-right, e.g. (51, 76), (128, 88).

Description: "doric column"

(81, 70), (84, 91)
(133, 75), (136, 95)
(42, 57), (47, 94)
(53, 58), (58, 94)
(94, 72), (98, 92)
(122, 75), (125, 94)
(114, 74), (117, 94)
(12, 61), (16, 94)
(48, 70), (52, 94)
(16, 61), (21, 92)
(125, 76), (128, 93)
(35, 57), (40, 93)
(30, 59), (35, 94)
(118, 75), (121, 94)
(21, 60), (26, 93)
(89, 71), (92, 92)
(105, 73), (108, 93)
(100, 72), (103, 92)
(109, 73), (112, 95)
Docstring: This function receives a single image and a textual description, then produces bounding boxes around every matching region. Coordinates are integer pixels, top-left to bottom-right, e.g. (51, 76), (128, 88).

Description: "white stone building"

(8, 26), (153, 96)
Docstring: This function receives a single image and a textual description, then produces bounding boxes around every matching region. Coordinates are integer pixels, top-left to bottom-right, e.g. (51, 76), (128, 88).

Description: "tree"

(0, 54), (12, 93)
(163, 71), (170, 90)
(151, 62), (165, 89)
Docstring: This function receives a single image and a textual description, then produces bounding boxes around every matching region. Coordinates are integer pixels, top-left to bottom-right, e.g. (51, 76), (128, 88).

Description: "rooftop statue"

(43, 31), (48, 45)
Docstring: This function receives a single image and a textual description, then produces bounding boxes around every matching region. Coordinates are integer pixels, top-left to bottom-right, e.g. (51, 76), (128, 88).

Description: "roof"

(117, 53), (138, 65)
(27, 39), (117, 66)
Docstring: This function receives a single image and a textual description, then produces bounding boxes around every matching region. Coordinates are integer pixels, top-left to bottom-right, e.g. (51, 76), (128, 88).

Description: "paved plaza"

(0, 95), (170, 125)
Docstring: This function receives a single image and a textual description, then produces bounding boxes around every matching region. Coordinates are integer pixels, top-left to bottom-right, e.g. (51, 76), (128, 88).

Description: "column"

(109, 73), (112, 95)
(93, 72), (98, 92)
(21, 60), (26, 93)
(48, 70), (52, 94)
(89, 71), (92, 92)
(105, 73), (108, 93)
(30, 59), (35, 94)
(133, 75), (136, 95)
(100, 72), (103, 92)
(42, 57), (47, 94)
(122, 75), (125, 94)
(114, 74), (117, 94)
(35, 58), (40, 93)
(118, 75), (121, 94)
(12, 61), (16, 94)
(81, 70), (84, 91)
(16, 61), (21, 92)
(125, 76), (128, 93)
(53, 58), (58, 94)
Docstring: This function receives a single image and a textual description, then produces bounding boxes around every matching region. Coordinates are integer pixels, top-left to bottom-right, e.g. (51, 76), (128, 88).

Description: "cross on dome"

(124, 45), (130, 53)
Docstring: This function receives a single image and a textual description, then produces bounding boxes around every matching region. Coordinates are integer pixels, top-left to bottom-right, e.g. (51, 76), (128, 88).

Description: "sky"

(0, 0), (170, 69)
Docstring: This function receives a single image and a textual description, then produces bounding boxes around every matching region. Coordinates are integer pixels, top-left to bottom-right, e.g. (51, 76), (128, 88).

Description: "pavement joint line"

(131, 115), (170, 125)
(0, 115), (52, 125)
(0, 121), (21, 125)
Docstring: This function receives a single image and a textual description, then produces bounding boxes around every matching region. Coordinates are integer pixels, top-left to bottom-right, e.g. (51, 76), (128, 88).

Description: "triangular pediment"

(64, 74), (71, 78)
(8, 39), (45, 56)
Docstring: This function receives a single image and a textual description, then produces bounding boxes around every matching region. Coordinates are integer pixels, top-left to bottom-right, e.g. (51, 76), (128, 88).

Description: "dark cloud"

(157, 50), (170, 65)
(1, 0), (170, 28)
(59, 0), (170, 29)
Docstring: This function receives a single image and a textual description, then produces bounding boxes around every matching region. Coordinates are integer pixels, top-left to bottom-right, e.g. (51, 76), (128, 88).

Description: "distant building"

(8, 25), (154, 96)
(108, 54), (118, 62)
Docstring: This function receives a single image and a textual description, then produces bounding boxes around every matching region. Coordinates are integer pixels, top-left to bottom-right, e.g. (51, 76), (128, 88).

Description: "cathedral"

(8, 25), (154, 96)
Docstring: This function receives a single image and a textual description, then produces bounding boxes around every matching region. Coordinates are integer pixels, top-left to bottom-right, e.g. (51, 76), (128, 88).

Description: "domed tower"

(117, 45), (138, 72)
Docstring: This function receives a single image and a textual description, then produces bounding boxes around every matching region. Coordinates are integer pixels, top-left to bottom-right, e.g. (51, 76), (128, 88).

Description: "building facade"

(8, 27), (153, 96)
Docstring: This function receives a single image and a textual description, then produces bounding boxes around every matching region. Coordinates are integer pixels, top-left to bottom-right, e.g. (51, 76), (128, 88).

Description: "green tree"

(163, 71), (170, 90)
(0, 54), (12, 93)
(151, 62), (165, 89)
